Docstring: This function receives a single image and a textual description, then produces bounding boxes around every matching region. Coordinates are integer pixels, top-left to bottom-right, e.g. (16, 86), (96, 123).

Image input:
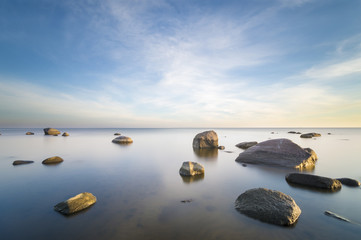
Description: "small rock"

(235, 188), (301, 226)
(242, 163), (247, 167)
(42, 156), (63, 165)
(325, 211), (351, 223)
(296, 132), (302, 134)
(192, 130), (218, 149)
(218, 146), (225, 150)
(181, 199), (193, 203)
(54, 192), (96, 215)
(271, 132), (275, 134)
(26, 132), (34, 135)
(336, 178), (360, 187)
(224, 151), (233, 153)
(286, 173), (342, 191)
(300, 133), (321, 138)
(13, 160), (34, 165)
(235, 141), (258, 149)
(114, 133), (121, 135)
(328, 133), (332, 135)
(43, 128), (61, 135)
(112, 136), (133, 144)
(288, 131), (297, 134)
(179, 161), (204, 176)
(62, 132), (69, 136)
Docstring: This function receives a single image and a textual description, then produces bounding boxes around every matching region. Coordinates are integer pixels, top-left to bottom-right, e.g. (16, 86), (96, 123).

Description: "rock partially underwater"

(54, 192), (96, 215)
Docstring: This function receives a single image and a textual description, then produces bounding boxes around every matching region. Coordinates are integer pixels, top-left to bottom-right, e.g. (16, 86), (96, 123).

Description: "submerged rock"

(336, 178), (360, 187)
(62, 132), (69, 137)
(235, 188), (301, 226)
(54, 192), (96, 215)
(112, 136), (133, 144)
(179, 161), (204, 176)
(26, 132), (34, 135)
(114, 133), (121, 135)
(325, 211), (351, 223)
(13, 160), (34, 165)
(235, 138), (317, 169)
(286, 173), (342, 191)
(300, 133), (321, 138)
(43, 128), (60, 135)
(288, 131), (297, 134)
(192, 130), (218, 149)
(235, 141), (258, 149)
(42, 156), (63, 165)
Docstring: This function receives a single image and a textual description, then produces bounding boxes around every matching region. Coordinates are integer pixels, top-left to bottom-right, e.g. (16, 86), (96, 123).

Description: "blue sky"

(0, 0), (361, 127)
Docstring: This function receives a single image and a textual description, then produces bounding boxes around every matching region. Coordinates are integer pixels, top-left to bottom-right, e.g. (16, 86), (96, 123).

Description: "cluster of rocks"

(13, 156), (64, 166)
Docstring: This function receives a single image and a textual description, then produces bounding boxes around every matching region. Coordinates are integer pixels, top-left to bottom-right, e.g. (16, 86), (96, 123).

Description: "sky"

(0, 0), (361, 128)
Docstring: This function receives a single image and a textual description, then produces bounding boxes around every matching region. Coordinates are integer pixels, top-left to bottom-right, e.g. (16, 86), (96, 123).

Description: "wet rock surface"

(235, 138), (317, 169)
(286, 173), (342, 191)
(235, 188), (301, 226)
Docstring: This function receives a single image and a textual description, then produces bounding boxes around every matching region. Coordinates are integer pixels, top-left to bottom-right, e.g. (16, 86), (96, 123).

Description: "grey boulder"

(54, 192), (96, 215)
(235, 138), (317, 169)
(192, 130), (218, 149)
(336, 178), (360, 187)
(300, 132), (321, 138)
(44, 128), (60, 135)
(235, 188), (301, 226)
(235, 141), (258, 149)
(179, 161), (205, 176)
(13, 160), (34, 165)
(286, 173), (342, 191)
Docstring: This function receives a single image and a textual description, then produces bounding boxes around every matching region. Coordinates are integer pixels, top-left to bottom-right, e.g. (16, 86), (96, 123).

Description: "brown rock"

(192, 130), (218, 149)
(54, 192), (96, 215)
(42, 156), (63, 164)
(286, 173), (342, 191)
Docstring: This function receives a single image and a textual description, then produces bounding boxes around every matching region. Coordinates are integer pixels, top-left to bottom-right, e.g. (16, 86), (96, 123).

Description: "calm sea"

(0, 128), (360, 239)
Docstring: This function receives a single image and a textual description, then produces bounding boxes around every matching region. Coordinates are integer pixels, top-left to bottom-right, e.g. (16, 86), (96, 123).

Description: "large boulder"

(235, 141), (258, 149)
(300, 132), (321, 138)
(54, 192), (96, 215)
(286, 173), (342, 191)
(235, 188), (301, 226)
(179, 161), (205, 176)
(42, 156), (63, 165)
(336, 178), (360, 187)
(112, 136), (133, 144)
(13, 160), (34, 165)
(235, 138), (317, 169)
(44, 128), (60, 135)
(192, 130), (218, 149)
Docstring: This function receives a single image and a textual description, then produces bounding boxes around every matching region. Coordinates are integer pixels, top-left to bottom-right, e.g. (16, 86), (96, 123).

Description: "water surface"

(0, 128), (360, 239)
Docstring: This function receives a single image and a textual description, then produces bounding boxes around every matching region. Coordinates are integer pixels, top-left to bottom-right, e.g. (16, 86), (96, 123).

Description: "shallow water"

(0, 128), (360, 240)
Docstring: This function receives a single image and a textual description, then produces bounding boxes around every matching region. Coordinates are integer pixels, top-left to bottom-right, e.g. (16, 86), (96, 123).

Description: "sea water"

(0, 128), (360, 239)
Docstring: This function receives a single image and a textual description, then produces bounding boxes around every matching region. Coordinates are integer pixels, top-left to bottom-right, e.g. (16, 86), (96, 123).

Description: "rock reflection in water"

(181, 174), (205, 184)
(193, 148), (218, 160)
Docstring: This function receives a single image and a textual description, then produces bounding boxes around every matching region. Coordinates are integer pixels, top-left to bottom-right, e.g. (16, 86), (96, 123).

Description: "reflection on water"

(0, 128), (361, 240)
(180, 174), (205, 184)
(193, 148), (218, 160)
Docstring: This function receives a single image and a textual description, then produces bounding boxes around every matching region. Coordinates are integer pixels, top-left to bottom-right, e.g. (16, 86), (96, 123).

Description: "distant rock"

(54, 192), (96, 215)
(112, 136), (133, 144)
(114, 133), (121, 135)
(218, 146), (225, 150)
(13, 160), (34, 165)
(42, 156), (63, 165)
(235, 188), (301, 226)
(296, 132), (302, 134)
(300, 132), (321, 138)
(286, 173), (342, 191)
(336, 178), (360, 187)
(235, 138), (317, 169)
(179, 161), (204, 176)
(288, 131), (297, 134)
(181, 199), (193, 203)
(43, 128), (60, 135)
(328, 133), (332, 135)
(62, 132), (69, 137)
(235, 141), (258, 149)
(26, 132), (34, 135)
(192, 130), (218, 149)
